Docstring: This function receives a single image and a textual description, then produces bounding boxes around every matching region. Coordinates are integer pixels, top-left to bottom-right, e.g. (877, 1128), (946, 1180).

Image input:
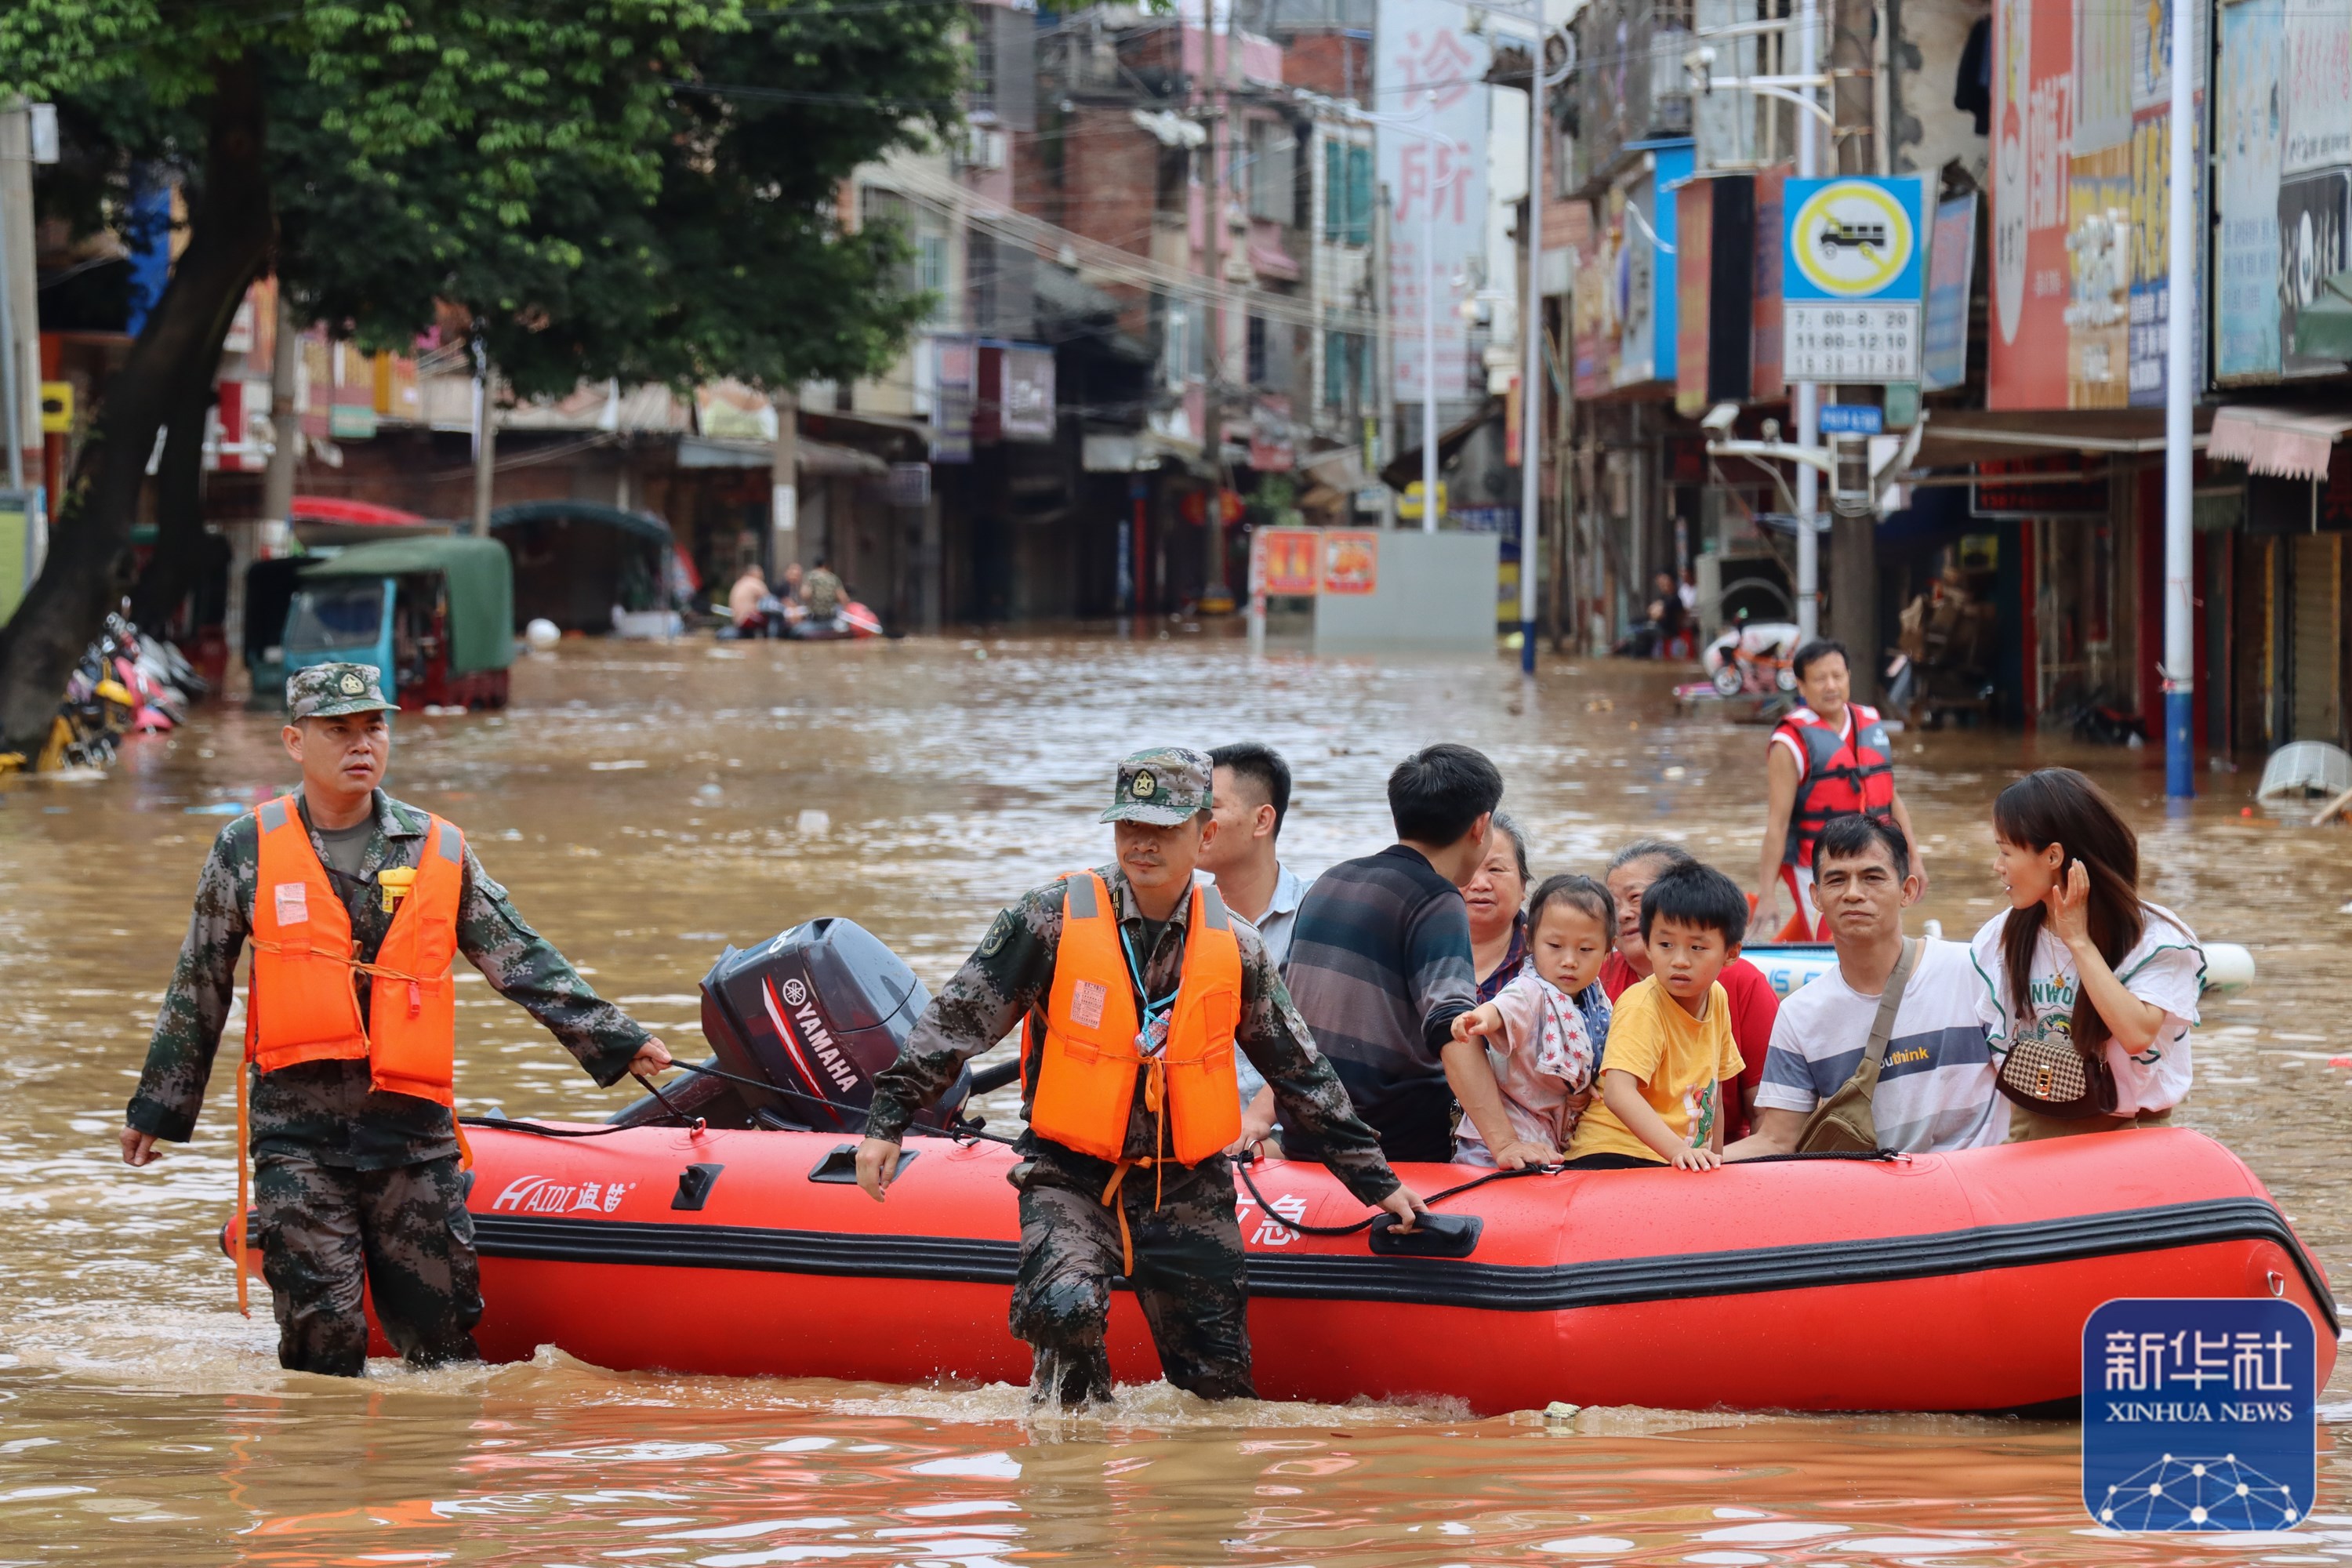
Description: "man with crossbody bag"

(1729, 815), (2005, 1159)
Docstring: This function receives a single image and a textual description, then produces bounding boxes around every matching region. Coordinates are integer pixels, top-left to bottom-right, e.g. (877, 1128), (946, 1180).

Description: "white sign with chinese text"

(1377, 0), (1488, 403)
(1784, 303), (1923, 383)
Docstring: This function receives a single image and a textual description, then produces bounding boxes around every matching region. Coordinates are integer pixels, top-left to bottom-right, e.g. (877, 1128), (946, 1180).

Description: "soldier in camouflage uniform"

(120, 663), (670, 1377)
(858, 747), (1425, 1406)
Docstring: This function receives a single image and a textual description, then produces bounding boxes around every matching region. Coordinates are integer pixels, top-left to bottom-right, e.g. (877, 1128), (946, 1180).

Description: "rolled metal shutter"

(2292, 533), (2341, 742)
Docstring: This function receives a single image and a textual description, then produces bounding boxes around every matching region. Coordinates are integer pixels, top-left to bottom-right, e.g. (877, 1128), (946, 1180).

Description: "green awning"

(2293, 269), (2352, 363)
(487, 499), (672, 545)
(302, 535), (514, 674)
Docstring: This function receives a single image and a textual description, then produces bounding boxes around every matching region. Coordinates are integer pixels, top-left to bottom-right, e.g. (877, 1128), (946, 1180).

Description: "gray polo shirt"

(1226, 861), (1307, 1105)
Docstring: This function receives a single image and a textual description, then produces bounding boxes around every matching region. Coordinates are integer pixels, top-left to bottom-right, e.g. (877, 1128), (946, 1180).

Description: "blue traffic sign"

(2082, 1298), (2317, 1533)
(1819, 405), (1883, 435)
(1783, 176), (1931, 305)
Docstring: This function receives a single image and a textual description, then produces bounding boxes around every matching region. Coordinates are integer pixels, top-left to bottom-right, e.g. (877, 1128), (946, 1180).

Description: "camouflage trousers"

(1008, 1142), (1253, 1406)
(253, 1149), (483, 1377)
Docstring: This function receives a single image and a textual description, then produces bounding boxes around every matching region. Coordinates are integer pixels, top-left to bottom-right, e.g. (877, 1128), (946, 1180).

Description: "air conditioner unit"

(960, 127), (1007, 171)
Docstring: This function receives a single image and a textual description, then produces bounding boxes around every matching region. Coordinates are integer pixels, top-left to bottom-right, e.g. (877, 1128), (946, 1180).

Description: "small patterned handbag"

(1994, 1018), (2119, 1120)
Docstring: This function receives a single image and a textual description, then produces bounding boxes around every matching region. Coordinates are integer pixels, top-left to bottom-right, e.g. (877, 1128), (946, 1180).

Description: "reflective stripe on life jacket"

(249, 795), (466, 1105)
(1775, 704), (1896, 866)
(1028, 871), (1244, 1167)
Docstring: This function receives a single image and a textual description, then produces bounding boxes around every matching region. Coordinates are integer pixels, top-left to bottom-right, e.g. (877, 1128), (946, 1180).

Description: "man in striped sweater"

(1279, 744), (1500, 1163)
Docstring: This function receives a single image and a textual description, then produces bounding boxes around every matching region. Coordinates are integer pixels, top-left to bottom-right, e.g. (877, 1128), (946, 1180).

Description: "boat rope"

(1232, 1145), (1904, 1238)
(456, 1058), (1020, 1147)
(1232, 1156), (1555, 1237)
(662, 1058), (1020, 1145)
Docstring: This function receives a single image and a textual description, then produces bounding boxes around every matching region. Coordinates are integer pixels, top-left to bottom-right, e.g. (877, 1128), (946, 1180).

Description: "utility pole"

(771, 387), (798, 576)
(0, 101), (40, 493)
(1519, 33), (1575, 673)
(1826, 0), (1878, 699)
(1791, 0), (1821, 644)
(2162, 0), (2195, 799)
(469, 339), (496, 537)
(1200, 9), (1233, 608)
(1552, 254), (1575, 652)
(231, 288), (301, 681)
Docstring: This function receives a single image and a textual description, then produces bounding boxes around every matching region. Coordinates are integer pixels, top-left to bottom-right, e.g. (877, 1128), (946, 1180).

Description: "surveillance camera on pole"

(1701, 401), (1927, 520)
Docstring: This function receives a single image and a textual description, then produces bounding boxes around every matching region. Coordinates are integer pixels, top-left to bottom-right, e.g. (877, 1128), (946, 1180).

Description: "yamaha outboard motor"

(695, 917), (969, 1133)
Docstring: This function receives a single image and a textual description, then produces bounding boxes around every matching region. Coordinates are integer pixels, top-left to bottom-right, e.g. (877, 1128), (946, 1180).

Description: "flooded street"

(3, 631), (2350, 1565)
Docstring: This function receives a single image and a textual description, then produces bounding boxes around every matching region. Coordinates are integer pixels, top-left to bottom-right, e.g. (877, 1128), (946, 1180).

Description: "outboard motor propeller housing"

(696, 917), (968, 1132)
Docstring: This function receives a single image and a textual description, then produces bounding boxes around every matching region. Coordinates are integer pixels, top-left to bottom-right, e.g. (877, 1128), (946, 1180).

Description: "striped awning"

(2207, 406), (2352, 481)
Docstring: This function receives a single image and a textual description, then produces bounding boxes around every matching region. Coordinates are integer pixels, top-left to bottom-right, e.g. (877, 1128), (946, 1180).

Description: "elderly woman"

(1464, 811), (1533, 1004)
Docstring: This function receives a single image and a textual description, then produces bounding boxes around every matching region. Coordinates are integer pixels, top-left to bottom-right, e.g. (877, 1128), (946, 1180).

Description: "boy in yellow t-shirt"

(1565, 861), (1747, 1171)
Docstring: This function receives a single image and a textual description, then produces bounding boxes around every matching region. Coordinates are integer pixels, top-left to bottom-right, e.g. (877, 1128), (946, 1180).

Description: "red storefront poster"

(1321, 531), (1379, 595)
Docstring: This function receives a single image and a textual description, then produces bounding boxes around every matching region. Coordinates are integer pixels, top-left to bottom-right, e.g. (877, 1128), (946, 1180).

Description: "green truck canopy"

(301, 535), (514, 674)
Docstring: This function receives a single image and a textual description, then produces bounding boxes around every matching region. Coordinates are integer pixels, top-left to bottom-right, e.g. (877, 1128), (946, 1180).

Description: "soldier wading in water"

(858, 747), (1427, 1406)
(121, 663), (672, 1376)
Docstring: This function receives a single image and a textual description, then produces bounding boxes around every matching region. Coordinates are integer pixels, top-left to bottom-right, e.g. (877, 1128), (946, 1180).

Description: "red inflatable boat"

(230, 1121), (2335, 1414)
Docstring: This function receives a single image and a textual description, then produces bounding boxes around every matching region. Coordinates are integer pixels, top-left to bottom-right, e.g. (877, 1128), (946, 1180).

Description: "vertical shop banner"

(1989, 0), (2074, 408)
(1571, 197), (1617, 400)
(1921, 195), (1978, 391)
(1677, 175), (1754, 416)
(1379, 0), (1488, 403)
(1751, 165), (1789, 401)
(2128, 0), (2206, 406)
(1618, 170), (1661, 386)
(1614, 144), (1690, 390)
(931, 336), (975, 463)
(2279, 0), (2352, 376)
(2216, 0), (2285, 382)
(1676, 178), (1716, 418)
(2067, 0), (2132, 408)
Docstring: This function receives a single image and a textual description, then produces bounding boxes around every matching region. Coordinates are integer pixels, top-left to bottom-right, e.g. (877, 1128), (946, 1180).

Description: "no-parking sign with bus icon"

(1781, 175), (1929, 383)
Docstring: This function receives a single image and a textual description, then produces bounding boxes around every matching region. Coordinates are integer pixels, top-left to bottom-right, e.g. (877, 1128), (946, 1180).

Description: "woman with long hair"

(1465, 812), (1533, 1004)
(1969, 768), (2203, 1139)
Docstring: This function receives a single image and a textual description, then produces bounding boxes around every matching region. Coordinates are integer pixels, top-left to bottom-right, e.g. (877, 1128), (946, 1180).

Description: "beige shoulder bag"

(1795, 937), (1919, 1154)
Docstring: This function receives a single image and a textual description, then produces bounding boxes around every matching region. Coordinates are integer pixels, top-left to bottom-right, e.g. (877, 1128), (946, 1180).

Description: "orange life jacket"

(1776, 702), (1896, 866)
(248, 794), (466, 1105)
(1028, 872), (1243, 1167)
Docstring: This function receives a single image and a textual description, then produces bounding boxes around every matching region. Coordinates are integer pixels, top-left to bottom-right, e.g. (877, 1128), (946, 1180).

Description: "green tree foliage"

(0, 0), (965, 750)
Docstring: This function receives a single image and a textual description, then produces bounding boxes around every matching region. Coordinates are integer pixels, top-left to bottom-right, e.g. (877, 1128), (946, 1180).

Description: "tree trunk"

(126, 372), (220, 630)
(0, 56), (272, 755)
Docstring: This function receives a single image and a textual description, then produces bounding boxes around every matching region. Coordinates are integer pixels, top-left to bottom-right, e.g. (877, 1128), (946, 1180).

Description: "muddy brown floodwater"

(2, 632), (2350, 1566)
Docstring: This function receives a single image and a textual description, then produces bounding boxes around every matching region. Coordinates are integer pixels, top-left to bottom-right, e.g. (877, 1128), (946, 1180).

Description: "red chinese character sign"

(1989, 0), (2074, 408)
(1378, 0), (1487, 403)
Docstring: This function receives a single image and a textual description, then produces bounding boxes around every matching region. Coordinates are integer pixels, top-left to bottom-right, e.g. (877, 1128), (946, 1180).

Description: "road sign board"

(1784, 176), (1930, 383)
(1819, 404), (1883, 435)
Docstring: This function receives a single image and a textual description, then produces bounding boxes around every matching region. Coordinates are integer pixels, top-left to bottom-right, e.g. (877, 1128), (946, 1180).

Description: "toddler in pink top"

(1443, 875), (1615, 1167)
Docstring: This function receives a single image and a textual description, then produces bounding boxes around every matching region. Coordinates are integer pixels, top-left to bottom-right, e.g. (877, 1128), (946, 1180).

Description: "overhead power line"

(881, 160), (1388, 341)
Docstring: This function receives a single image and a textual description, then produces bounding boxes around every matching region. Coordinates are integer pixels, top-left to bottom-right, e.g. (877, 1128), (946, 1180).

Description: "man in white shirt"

(1199, 742), (1307, 1154)
(1728, 814), (2003, 1158)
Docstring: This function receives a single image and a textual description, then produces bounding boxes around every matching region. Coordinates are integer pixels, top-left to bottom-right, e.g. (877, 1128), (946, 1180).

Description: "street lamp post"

(1520, 31), (1576, 672)
(1791, 0), (1821, 643)
(2162, 0), (2195, 801)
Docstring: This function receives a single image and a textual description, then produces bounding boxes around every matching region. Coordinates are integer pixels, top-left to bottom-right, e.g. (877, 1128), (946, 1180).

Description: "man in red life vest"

(1754, 638), (1926, 940)
(120, 662), (672, 1376)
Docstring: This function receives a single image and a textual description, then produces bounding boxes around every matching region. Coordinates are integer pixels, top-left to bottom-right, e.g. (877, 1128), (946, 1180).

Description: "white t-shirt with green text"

(1967, 905), (2202, 1116)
